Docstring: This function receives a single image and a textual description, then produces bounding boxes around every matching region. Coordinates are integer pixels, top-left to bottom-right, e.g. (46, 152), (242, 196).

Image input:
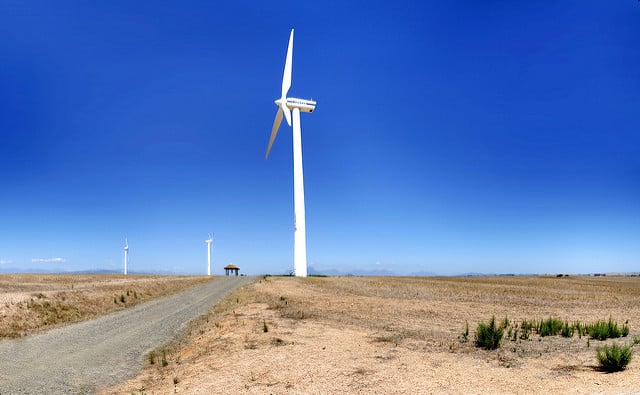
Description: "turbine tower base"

(292, 108), (307, 277)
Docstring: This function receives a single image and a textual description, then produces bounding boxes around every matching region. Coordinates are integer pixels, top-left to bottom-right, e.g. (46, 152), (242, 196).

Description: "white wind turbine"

(205, 233), (213, 276)
(265, 28), (316, 278)
(123, 238), (129, 275)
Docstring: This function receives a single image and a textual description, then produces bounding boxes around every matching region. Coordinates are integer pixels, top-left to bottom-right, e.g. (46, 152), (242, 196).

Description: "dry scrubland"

(0, 274), (212, 338)
(107, 275), (640, 394)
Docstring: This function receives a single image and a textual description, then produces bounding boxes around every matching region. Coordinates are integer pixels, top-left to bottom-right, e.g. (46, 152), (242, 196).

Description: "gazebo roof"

(224, 263), (239, 270)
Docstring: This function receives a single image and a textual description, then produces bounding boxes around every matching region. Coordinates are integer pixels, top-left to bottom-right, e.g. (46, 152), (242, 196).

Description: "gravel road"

(0, 276), (254, 394)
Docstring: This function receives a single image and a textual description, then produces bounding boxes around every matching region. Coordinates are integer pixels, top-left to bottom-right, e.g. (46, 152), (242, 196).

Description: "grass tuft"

(561, 321), (574, 338)
(520, 319), (532, 340)
(459, 320), (469, 342)
(161, 349), (168, 367)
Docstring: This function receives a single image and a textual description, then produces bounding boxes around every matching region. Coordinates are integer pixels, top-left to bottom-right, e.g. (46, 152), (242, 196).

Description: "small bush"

(475, 316), (503, 350)
(588, 317), (621, 341)
(119, 294), (126, 304)
(621, 324), (629, 337)
(540, 317), (563, 337)
(596, 343), (633, 372)
(263, 320), (269, 333)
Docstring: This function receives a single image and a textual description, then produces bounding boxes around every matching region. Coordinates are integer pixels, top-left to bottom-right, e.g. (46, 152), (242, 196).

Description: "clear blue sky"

(1, 1), (639, 275)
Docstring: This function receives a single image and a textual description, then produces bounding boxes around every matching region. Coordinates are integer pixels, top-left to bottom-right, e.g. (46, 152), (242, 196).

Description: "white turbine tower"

(265, 28), (316, 278)
(205, 233), (213, 276)
(123, 238), (129, 275)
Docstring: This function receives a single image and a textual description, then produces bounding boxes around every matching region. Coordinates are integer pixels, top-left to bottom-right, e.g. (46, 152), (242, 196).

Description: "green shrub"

(475, 316), (503, 350)
(621, 324), (629, 337)
(540, 317), (564, 337)
(588, 317), (621, 341)
(596, 343), (633, 372)
(561, 321), (574, 338)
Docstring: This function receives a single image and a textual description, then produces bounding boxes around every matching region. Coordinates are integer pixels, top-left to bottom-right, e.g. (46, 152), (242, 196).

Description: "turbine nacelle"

(284, 97), (316, 113)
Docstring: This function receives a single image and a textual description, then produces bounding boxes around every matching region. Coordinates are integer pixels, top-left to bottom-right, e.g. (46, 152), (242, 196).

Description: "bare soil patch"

(0, 274), (212, 338)
(106, 276), (640, 394)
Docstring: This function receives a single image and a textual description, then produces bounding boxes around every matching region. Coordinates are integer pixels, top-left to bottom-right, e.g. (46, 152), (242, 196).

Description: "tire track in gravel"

(0, 276), (255, 394)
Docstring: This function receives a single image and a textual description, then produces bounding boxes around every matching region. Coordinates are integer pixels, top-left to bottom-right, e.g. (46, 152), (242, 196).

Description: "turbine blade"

(282, 103), (291, 126)
(281, 29), (294, 100)
(265, 107), (283, 159)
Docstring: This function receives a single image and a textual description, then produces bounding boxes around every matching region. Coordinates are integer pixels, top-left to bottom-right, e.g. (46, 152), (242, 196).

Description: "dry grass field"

(106, 275), (640, 394)
(0, 274), (212, 338)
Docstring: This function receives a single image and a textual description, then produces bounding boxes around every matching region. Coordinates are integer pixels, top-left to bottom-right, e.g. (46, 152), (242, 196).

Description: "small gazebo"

(224, 263), (240, 276)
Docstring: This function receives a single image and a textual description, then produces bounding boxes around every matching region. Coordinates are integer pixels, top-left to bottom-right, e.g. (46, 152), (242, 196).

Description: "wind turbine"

(205, 233), (213, 276)
(123, 238), (129, 275)
(265, 28), (316, 278)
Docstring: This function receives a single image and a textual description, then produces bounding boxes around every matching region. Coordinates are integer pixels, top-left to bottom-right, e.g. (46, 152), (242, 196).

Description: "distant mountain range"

(308, 266), (439, 277)
(0, 267), (199, 275)
(307, 266), (640, 277)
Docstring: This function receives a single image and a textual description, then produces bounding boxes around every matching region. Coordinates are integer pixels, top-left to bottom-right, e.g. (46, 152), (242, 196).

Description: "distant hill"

(309, 266), (405, 277)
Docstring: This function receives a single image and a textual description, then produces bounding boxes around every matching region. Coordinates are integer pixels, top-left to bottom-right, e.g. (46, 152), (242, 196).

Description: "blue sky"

(1, 1), (639, 275)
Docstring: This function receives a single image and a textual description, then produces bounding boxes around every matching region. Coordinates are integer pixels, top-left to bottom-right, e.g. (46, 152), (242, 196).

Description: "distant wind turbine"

(265, 28), (316, 278)
(205, 233), (213, 276)
(123, 238), (129, 275)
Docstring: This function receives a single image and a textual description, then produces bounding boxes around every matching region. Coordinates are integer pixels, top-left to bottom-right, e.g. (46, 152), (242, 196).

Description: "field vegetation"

(0, 274), (213, 338)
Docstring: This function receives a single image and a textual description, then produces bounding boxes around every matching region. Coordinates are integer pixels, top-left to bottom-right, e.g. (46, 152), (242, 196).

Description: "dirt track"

(0, 276), (254, 394)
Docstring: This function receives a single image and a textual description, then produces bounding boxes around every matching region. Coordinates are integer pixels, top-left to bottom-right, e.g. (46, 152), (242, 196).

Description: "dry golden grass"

(106, 275), (640, 394)
(0, 274), (213, 338)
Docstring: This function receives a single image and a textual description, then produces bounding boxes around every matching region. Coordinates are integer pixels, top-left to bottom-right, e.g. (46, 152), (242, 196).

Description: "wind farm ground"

(104, 275), (640, 394)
